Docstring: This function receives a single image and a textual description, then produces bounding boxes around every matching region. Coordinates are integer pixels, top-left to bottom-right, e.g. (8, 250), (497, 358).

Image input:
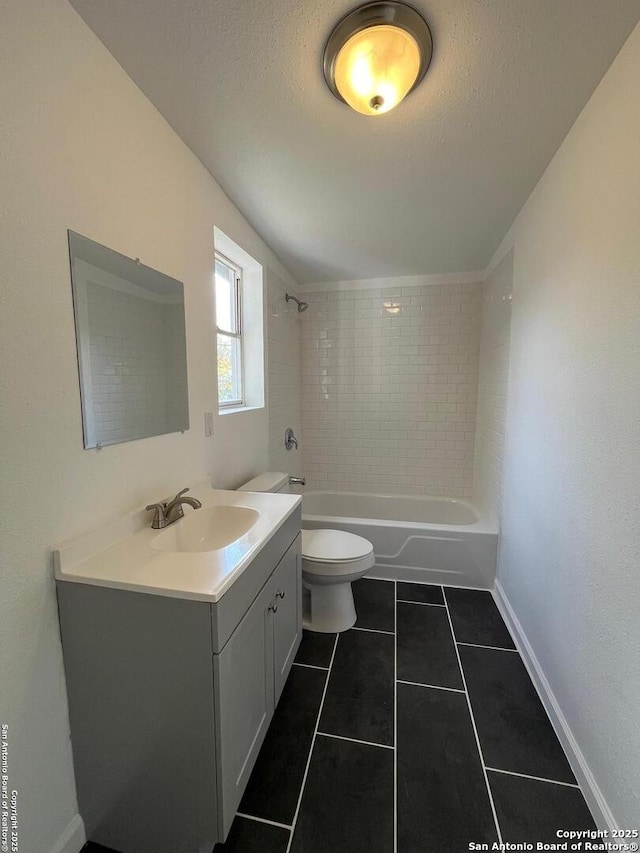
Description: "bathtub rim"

(301, 489), (498, 536)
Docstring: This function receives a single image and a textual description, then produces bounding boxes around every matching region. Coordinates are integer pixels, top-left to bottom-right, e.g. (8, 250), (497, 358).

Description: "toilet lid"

(302, 529), (374, 563)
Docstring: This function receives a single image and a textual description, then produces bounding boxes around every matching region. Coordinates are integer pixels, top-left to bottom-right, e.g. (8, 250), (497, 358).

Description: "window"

(215, 253), (243, 407)
(213, 227), (265, 414)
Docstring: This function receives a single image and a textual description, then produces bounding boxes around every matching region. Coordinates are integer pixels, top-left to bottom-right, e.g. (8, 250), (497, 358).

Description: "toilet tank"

(237, 472), (290, 494)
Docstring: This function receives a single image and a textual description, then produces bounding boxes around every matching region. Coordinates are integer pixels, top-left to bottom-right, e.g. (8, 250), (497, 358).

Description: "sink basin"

(151, 505), (260, 553)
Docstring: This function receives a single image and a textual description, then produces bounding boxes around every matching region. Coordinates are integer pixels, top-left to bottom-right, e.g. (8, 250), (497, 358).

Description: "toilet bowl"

(237, 472), (375, 633)
(301, 529), (375, 633)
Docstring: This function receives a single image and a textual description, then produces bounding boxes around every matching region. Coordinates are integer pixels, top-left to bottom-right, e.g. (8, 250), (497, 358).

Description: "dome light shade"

(334, 25), (421, 115)
(324, 2), (432, 117)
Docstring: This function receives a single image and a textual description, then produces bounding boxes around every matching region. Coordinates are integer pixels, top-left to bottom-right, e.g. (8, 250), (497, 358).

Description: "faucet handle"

(145, 502), (168, 529)
(284, 428), (298, 451)
(172, 487), (190, 501)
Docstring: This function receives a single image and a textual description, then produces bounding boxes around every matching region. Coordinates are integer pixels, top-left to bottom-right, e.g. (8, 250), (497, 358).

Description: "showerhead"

(285, 293), (309, 313)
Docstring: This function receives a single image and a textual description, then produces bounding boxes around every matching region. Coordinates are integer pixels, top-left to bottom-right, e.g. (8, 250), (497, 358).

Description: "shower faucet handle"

(284, 428), (299, 450)
(289, 476), (306, 486)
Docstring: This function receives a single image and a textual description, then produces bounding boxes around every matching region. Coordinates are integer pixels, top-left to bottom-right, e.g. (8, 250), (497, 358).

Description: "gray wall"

(0, 2), (297, 851)
(492, 23), (640, 826)
(266, 268), (304, 477)
(473, 251), (513, 521)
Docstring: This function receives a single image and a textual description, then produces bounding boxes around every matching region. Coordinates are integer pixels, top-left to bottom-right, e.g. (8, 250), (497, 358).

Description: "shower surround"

(300, 279), (483, 497)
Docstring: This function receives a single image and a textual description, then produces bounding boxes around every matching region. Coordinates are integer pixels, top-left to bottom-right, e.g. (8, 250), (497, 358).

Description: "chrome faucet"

(145, 487), (202, 529)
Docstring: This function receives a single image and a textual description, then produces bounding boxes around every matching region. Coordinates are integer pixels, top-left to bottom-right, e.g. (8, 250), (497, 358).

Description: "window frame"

(215, 251), (244, 409)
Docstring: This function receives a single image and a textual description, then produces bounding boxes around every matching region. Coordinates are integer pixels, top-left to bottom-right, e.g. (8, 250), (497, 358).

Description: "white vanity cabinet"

(56, 508), (301, 853)
(214, 536), (301, 836)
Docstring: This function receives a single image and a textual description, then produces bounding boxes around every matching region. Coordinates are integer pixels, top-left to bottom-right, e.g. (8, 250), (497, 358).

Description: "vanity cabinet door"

(271, 536), (302, 704)
(213, 581), (275, 838)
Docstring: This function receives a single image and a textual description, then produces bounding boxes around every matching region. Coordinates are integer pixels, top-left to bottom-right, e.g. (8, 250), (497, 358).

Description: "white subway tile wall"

(162, 301), (189, 433)
(86, 282), (187, 445)
(300, 282), (483, 497)
(266, 270), (303, 475)
(473, 252), (513, 519)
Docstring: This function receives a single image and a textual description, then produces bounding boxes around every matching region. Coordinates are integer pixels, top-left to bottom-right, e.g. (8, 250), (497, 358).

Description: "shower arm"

(285, 293), (309, 313)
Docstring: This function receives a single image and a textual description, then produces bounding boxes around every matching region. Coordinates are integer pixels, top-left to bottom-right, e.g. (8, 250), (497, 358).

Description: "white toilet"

(238, 472), (375, 633)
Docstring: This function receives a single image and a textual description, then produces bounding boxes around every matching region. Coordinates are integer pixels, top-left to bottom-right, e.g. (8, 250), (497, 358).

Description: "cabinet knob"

(276, 590), (286, 600)
(269, 602), (278, 614)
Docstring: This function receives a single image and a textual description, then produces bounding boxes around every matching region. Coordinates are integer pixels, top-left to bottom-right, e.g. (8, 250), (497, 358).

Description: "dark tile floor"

(83, 579), (597, 853)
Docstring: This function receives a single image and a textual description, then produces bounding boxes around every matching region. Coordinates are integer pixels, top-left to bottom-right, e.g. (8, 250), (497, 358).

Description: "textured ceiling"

(69, 0), (639, 283)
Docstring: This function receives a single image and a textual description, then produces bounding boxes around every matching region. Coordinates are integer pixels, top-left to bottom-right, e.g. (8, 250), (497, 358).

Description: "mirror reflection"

(68, 231), (189, 449)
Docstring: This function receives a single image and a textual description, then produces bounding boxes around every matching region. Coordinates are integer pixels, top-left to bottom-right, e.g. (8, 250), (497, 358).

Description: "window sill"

(219, 404), (264, 416)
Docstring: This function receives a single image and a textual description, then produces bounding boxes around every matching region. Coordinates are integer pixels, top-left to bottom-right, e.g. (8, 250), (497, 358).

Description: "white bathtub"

(302, 491), (498, 589)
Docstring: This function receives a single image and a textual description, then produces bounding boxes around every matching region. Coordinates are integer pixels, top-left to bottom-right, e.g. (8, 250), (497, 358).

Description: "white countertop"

(53, 486), (302, 603)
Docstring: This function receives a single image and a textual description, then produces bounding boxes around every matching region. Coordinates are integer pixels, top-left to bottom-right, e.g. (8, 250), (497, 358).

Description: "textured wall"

(300, 280), (482, 497)
(266, 270), (303, 477)
(492, 22), (640, 827)
(0, 2), (296, 851)
(473, 251), (513, 520)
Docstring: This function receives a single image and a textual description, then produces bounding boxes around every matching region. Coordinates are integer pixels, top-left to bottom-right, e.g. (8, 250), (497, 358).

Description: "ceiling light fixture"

(323, 1), (432, 117)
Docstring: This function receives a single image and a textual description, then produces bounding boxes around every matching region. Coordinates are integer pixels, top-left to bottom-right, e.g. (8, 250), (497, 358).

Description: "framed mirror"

(68, 231), (189, 448)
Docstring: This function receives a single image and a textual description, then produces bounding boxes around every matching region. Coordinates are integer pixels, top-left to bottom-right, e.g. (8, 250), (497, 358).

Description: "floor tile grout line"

(485, 766), (580, 789)
(442, 585), (503, 845)
(235, 812), (293, 832)
(316, 730), (394, 751)
(352, 626), (395, 635)
(397, 599), (446, 608)
(292, 661), (329, 671)
(397, 679), (466, 694)
(394, 580), (398, 853)
(285, 632), (339, 853)
(457, 641), (518, 653)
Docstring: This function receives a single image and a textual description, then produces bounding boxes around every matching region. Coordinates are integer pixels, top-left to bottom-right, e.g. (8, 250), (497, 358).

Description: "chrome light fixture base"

(323, 1), (433, 108)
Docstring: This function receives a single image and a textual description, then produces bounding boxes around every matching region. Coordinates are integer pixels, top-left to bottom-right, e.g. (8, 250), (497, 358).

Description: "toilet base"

(303, 580), (357, 633)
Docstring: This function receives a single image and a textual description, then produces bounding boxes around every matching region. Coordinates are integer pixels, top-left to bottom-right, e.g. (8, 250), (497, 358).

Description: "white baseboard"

(493, 581), (617, 831)
(50, 814), (86, 853)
